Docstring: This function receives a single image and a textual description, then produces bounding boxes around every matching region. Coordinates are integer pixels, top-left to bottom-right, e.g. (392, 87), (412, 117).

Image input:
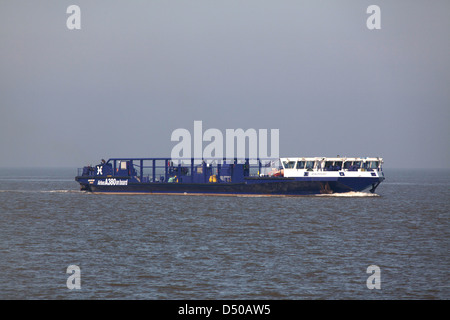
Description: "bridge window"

(345, 161), (361, 171)
(306, 161), (315, 169)
(325, 161), (342, 171)
(369, 161), (379, 169)
(296, 161), (305, 169)
(283, 161), (296, 169)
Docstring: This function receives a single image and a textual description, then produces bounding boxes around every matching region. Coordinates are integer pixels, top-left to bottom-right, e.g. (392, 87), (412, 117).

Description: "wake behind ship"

(75, 156), (385, 196)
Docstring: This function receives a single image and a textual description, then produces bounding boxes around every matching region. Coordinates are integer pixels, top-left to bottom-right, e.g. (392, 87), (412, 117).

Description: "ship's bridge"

(280, 157), (383, 177)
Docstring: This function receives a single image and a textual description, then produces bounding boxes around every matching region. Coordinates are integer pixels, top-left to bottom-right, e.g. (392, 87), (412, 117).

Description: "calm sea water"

(0, 167), (448, 300)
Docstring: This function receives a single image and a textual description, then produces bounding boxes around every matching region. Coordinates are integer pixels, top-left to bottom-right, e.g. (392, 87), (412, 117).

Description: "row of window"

(283, 160), (380, 170)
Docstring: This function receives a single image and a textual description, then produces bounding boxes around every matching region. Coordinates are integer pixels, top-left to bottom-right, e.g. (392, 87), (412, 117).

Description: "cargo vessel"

(75, 157), (384, 195)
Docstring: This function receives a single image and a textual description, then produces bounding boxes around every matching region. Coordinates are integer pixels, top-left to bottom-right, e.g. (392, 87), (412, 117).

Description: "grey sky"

(1, 1), (449, 168)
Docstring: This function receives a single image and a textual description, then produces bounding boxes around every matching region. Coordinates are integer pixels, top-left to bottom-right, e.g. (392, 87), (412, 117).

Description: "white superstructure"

(280, 156), (384, 178)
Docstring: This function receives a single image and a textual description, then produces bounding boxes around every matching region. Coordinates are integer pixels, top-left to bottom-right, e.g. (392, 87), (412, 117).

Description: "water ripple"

(0, 168), (449, 299)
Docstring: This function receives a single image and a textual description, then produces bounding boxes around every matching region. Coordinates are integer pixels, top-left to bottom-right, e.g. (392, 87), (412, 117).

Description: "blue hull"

(77, 176), (383, 195)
